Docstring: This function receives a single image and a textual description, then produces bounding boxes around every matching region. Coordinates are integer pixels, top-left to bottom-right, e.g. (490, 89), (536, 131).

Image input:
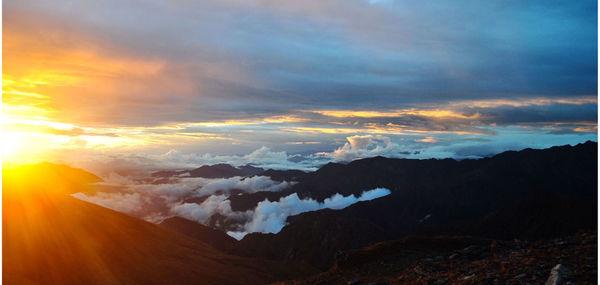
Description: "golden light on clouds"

(2, 23), (596, 167)
(2, 27), (181, 165)
(310, 109), (480, 119)
(447, 96), (598, 109)
(416, 136), (438, 143)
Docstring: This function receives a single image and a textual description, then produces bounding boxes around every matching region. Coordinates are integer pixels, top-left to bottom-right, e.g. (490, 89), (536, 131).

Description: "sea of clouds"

(226, 188), (391, 239)
(72, 172), (390, 240)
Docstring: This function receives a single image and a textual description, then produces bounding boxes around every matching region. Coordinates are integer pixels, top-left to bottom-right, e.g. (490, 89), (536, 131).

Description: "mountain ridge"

(226, 141), (597, 269)
(2, 164), (317, 285)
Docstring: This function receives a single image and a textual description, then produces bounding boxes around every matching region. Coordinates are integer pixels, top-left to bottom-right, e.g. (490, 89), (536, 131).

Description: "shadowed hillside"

(159, 216), (238, 252)
(230, 142), (598, 270)
(3, 163), (317, 285)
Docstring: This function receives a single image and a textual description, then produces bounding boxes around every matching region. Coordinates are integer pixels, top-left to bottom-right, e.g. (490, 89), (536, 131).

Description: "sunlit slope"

(3, 163), (316, 285)
(3, 162), (102, 198)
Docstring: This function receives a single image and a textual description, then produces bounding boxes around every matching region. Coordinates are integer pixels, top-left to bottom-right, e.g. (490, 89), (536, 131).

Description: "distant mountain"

(259, 168), (308, 182)
(189, 163), (244, 178)
(2, 163), (316, 285)
(151, 169), (188, 178)
(159, 216), (238, 252)
(152, 164), (265, 179)
(230, 141), (598, 270)
(237, 165), (264, 176)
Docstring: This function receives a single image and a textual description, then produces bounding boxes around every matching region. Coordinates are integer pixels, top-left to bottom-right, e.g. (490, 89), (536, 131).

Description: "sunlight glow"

(1, 131), (23, 158)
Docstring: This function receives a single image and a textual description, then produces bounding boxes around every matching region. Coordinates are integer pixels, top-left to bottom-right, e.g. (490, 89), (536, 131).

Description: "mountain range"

(3, 141), (597, 284)
(3, 164), (316, 285)
(228, 141), (597, 269)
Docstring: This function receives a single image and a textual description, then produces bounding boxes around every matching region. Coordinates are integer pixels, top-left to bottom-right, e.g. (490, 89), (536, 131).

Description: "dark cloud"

(5, 0), (597, 126)
(4, 0), (596, 166)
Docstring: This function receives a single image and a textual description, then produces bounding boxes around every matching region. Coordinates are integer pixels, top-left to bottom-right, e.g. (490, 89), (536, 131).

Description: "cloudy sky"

(2, 0), (597, 171)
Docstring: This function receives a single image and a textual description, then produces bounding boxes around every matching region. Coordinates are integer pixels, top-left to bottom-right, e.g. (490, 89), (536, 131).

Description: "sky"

(2, 0), (598, 173)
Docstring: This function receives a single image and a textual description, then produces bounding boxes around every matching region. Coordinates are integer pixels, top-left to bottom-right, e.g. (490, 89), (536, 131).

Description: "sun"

(1, 131), (24, 159)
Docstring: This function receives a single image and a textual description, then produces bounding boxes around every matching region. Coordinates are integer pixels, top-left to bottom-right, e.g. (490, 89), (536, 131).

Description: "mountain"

(230, 141), (597, 270)
(259, 169), (308, 182)
(3, 162), (103, 197)
(237, 164), (265, 176)
(188, 163), (263, 178)
(159, 216), (238, 252)
(152, 164), (265, 179)
(6, 141), (596, 283)
(3, 163), (317, 285)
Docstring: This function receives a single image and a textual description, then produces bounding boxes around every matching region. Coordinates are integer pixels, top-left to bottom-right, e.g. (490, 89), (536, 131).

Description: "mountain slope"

(281, 231), (597, 284)
(159, 216), (238, 252)
(3, 163), (316, 285)
(230, 141), (597, 269)
(152, 164), (265, 179)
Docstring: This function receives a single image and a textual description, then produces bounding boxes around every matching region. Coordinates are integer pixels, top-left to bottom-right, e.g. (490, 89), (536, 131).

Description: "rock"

(461, 274), (475, 280)
(413, 266), (426, 275)
(462, 245), (478, 254)
(449, 253), (459, 260)
(545, 264), (565, 285)
(347, 277), (360, 285)
(514, 273), (527, 279)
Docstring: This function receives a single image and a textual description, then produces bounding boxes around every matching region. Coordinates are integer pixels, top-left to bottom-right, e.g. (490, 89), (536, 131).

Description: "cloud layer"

(72, 174), (292, 222)
(231, 188), (391, 239)
(72, 170), (391, 239)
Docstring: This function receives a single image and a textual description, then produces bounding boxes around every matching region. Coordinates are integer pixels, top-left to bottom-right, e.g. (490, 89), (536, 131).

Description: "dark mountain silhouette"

(237, 164), (265, 176)
(5, 142), (596, 283)
(3, 163), (316, 285)
(151, 169), (188, 178)
(228, 190), (287, 212)
(159, 216), (238, 252)
(259, 168), (308, 182)
(152, 164), (265, 179)
(229, 141), (597, 270)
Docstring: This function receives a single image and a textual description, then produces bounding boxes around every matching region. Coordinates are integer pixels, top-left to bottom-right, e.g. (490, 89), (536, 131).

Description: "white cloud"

(170, 194), (250, 224)
(72, 171), (391, 242)
(200, 176), (295, 195)
(228, 188), (391, 239)
(72, 174), (294, 223)
(323, 135), (405, 162)
(151, 146), (320, 171)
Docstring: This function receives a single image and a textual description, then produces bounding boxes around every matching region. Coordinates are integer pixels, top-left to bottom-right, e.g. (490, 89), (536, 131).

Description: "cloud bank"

(324, 135), (404, 162)
(72, 174), (291, 222)
(72, 170), (391, 240)
(230, 188), (391, 239)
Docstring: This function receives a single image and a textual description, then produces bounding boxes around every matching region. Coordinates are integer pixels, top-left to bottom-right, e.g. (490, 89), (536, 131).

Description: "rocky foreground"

(279, 231), (597, 285)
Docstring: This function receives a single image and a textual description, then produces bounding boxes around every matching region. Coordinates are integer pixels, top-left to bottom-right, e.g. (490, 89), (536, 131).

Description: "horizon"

(3, 140), (597, 174)
(2, 0), (598, 174)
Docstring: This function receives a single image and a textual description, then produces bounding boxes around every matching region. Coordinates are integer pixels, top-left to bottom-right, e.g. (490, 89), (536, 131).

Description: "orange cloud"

(416, 136), (438, 143)
(310, 109), (479, 119)
(3, 24), (196, 127)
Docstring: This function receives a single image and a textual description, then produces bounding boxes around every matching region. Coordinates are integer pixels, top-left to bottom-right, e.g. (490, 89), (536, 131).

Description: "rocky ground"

(279, 231), (597, 285)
